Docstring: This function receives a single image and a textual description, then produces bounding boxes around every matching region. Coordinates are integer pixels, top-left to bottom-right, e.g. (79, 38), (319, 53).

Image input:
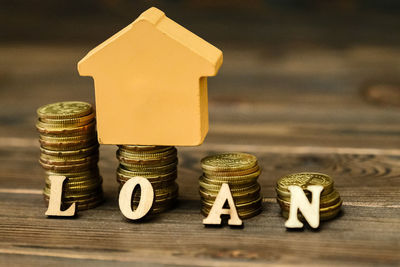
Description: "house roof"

(78, 7), (222, 75)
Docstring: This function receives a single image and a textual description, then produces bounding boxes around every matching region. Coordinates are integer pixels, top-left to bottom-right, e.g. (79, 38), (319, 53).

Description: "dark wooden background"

(0, 1), (399, 266)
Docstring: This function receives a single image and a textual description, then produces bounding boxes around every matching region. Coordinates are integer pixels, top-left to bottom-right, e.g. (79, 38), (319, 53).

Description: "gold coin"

(117, 164), (177, 176)
(118, 146), (175, 155)
(36, 120), (96, 135)
(200, 191), (261, 205)
(40, 154), (99, 166)
(39, 138), (97, 151)
(199, 176), (259, 191)
(117, 150), (176, 163)
(40, 144), (99, 158)
(40, 112), (95, 125)
(203, 164), (260, 177)
(117, 165), (177, 179)
(39, 133), (96, 142)
(117, 176), (177, 188)
(277, 189), (341, 208)
(37, 101), (93, 119)
(201, 152), (258, 172)
(39, 158), (97, 172)
(46, 177), (102, 190)
(37, 118), (94, 128)
(120, 159), (178, 172)
(45, 175), (99, 185)
(119, 145), (173, 152)
(45, 168), (99, 178)
(45, 175), (101, 186)
(118, 153), (177, 166)
(275, 185), (335, 200)
(117, 170), (177, 184)
(200, 177), (256, 189)
(199, 182), (260, 196)
(199, 186), (260, 199)
(61, 191), (103, 202)
(276, 172), (334, 195)
(204, 168), (261, 182)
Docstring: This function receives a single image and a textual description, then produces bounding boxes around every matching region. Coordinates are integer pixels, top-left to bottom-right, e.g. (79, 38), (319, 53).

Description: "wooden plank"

(0, 143), (399, 265)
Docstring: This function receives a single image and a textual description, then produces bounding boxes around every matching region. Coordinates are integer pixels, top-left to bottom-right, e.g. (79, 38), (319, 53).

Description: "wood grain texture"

(1, 9), (400, 264)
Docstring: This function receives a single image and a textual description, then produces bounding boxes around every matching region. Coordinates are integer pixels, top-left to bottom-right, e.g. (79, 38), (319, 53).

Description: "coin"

(40, 112), (95, 125)
(275, 172), (342, 223)
(201, 152), (258, 172)
(203, 164), (260, 177)
(37, 101), (103, 211)
(36, 120), (96, 135)
(278, 189), (341, 208)
(40, 144), (99, 158)
(45, 171), (101, 181)
(118, 146), (176, 157)
(199, 152), (262, 220)
(37, 101), (93, 119)
(203, 168), (261, 182)
(119, 145), (172, 152)
(276, 172), (334, 195)
(119, 159), (178, 173)
(40, 154), (99, 166)
(39, 158), (98, 172)
(39, 133), (96, 142)
(116, 145), (179, 214)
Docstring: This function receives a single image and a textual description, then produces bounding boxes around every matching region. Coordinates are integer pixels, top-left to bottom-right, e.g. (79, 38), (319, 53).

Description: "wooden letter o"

(119, 177), (154, 220)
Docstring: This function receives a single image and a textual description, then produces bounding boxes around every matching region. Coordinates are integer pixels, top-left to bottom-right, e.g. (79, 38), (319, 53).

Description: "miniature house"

(78, 7), (223, 146)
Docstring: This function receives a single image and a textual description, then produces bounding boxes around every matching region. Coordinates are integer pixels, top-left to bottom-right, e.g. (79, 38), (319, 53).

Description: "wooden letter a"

(119, 177), (154, 220)
(285, 185), (323, 229)
(203, 183), (243, 226)
(45, 175), (76, 217)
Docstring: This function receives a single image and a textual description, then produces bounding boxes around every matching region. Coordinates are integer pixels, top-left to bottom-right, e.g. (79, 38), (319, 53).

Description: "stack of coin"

(276, 172), (342, 221)
(200, 152), (263, 219)
(36, 101), (103, 210)
(116, 145), (178, 214)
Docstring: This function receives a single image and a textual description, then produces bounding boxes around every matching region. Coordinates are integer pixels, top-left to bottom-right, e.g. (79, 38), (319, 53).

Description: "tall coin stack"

(200, 152), (263, 219)
(36, 101), (103, 210)
(276, 172), (342, 221)
(116, 145), (178, 214)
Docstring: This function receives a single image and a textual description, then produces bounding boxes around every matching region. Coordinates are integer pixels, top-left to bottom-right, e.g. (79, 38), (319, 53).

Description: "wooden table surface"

(1, 10), (400, 265)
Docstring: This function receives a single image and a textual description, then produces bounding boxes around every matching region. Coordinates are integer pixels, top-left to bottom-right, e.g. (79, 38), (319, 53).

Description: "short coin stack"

(116, 145), (178, 214)
(200, 152), (263, 219)
(276, 172), (342, 221)
(36, 101), (103, 210)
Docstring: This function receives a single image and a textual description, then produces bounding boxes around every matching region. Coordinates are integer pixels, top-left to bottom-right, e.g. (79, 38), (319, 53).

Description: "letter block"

(285, 185), (323, 229)
(45, 176), (76, 217)
(203, 183), (243, 226)
(119, 177), (154, 220)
